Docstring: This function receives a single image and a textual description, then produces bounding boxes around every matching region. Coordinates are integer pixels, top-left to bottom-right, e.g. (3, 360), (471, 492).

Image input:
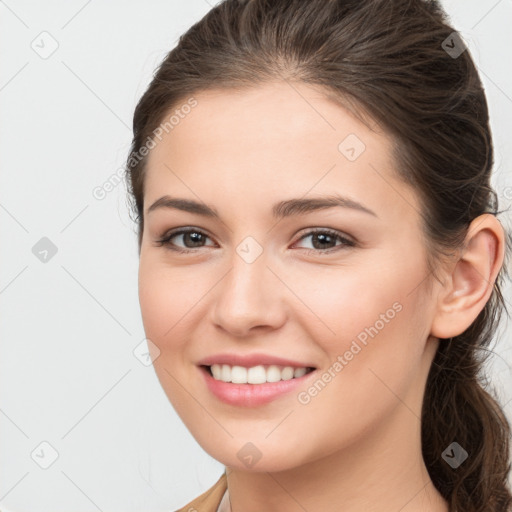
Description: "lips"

(196, 352), (318, 406)
(198, 364), (316, 407)
(197, 352), (316, 369)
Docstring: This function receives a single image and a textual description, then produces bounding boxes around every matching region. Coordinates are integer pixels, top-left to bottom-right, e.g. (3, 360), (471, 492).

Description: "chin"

(194, 437), (311, 473)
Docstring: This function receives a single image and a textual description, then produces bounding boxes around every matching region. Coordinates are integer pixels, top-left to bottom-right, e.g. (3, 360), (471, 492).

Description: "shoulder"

(174, 472), (227, 512)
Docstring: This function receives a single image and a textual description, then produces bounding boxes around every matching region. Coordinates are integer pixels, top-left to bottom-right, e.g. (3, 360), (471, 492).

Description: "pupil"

(314, 233), (333, 249)
(186, 232), (203, 247)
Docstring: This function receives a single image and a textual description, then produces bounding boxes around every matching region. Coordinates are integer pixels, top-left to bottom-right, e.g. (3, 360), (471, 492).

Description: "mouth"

(200, 364), (316, 384)
(198, 363), (317, 407)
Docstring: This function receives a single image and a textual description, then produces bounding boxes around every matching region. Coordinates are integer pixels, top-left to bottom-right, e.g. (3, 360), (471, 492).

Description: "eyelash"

(154, 227), (356, 255)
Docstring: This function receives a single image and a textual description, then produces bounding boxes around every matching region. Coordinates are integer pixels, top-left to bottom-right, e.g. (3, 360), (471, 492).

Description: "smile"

(206, 363), (314, 384)
(199, 364), (317, 407)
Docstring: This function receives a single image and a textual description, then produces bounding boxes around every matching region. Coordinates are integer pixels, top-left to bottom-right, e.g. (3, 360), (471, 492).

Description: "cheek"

(138, 257), (192, 352)
(138, 258), (205, 412)
(291, 293), (428, 459)
(291, 260), (410, 350)
(296, 253), (430, 401)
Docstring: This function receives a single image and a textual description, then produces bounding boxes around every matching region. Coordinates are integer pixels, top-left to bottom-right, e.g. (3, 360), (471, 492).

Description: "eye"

(292, 228), (355, 254)
(154, 228), (215, 253)
(154, 227), (356, 254)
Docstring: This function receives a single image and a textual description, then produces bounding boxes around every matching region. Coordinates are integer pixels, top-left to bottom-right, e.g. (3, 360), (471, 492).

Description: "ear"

(430, 214), (505, 339)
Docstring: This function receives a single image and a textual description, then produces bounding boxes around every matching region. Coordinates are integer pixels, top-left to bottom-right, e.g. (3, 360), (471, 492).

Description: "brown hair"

(125, 0), (512, 509)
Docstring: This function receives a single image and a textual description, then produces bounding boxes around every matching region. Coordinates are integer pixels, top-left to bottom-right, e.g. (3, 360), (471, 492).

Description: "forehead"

(143, 81), (420, 222)
(149, 81), (384, 157)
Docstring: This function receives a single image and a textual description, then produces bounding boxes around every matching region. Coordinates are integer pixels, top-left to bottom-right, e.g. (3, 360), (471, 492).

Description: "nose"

(210, 249), (288, 338)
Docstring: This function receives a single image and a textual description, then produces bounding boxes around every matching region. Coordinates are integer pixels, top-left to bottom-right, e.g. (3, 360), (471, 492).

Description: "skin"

(138, 81), (505, 512)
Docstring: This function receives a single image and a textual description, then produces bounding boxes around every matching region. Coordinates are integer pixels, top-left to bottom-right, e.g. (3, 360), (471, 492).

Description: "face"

(138, 81), (439, 472)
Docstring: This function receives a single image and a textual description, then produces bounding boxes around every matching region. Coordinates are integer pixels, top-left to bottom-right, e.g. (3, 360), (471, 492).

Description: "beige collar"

(216, 488), (231, 512)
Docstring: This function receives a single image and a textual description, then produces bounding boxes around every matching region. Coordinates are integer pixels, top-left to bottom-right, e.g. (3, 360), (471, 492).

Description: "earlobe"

(430, 214), (505, 339)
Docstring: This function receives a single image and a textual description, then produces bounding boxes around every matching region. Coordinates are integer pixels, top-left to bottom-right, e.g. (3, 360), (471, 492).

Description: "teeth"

(248, 365), (266, 384)
(209, 364), (312, 384)
(293, 367), (307, 378)
(231, 365), (247, 384)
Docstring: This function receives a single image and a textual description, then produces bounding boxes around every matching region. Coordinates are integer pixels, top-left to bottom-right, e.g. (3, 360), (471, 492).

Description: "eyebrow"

(146, 194), (378, 219)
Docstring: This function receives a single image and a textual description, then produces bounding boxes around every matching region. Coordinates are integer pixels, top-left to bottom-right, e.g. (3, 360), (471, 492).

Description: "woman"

(125, 0), (512, 510)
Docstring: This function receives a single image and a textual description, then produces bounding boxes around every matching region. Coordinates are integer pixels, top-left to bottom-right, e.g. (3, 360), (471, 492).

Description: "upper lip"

(197, 353), (316, 369)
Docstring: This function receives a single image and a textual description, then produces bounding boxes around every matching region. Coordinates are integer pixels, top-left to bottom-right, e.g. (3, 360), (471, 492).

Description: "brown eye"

(155, 228), (215, 252)
(294, 229), (355, 254)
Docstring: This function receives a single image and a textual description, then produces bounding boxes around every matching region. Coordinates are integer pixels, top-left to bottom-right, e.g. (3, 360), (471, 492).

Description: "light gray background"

(1, 1), (511, 511)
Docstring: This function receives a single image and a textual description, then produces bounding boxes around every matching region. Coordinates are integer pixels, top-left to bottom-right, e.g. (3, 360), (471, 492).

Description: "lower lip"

(199, 366), (316, 407)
